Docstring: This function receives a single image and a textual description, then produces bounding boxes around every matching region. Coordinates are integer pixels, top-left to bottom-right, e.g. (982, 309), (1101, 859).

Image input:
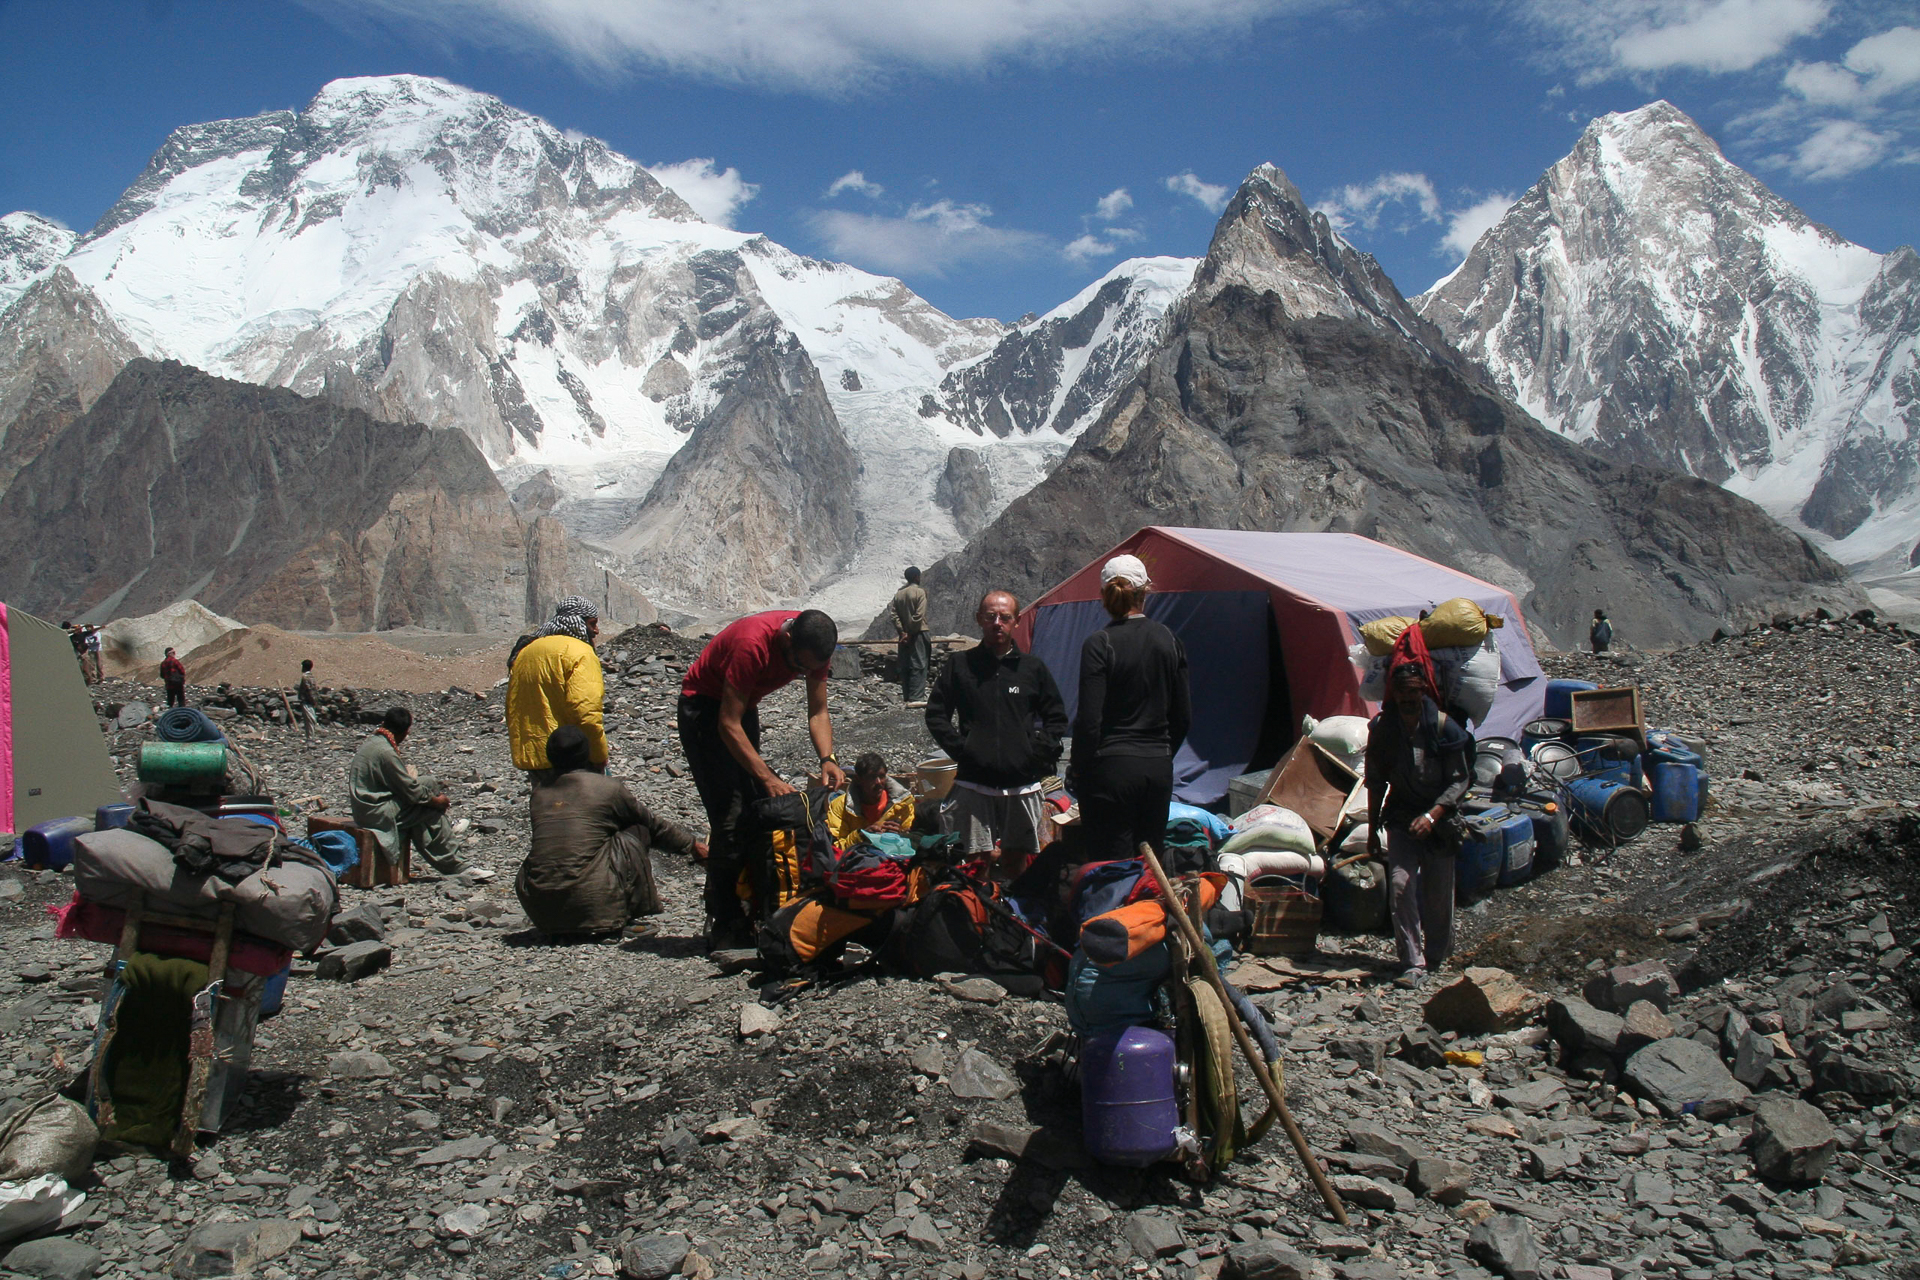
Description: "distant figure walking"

(891, 566), (931, 707)
(1070, 555), (1192, 864)
(297, 659), (320, 742)
(160, 647), (187, 708)
(1590, 609), (1613, 654)
(83, 625), (103, 684)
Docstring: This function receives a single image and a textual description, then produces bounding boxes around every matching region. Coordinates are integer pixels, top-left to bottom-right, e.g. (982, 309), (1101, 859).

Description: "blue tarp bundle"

(154, 707), (226, 744)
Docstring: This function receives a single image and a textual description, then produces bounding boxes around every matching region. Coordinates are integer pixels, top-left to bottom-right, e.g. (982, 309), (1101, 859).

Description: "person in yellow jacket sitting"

(823, 752), (915, 845)
(509, 596), (609, 782)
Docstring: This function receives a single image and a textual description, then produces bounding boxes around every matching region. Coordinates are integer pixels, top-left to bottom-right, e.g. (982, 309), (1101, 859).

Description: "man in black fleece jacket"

(925, 589), (1069, 864)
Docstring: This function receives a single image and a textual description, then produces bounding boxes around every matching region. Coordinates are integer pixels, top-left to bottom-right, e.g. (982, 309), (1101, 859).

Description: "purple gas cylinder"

(1080, 1025), (1180, 1167)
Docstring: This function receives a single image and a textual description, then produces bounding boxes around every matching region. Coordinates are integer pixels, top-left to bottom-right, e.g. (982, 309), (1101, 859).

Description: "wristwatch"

(820, 752), (839, 765)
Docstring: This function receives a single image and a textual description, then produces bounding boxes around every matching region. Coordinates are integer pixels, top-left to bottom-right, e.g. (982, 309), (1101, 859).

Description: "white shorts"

(947, 782), (1045, 856)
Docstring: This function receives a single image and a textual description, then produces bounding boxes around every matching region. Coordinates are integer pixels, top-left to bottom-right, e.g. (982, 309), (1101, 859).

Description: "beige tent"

(3, 604), (124, 832)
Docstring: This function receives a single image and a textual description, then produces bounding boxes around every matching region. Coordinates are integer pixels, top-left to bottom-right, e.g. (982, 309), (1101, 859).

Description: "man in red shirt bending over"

(678, 609), (845, 949)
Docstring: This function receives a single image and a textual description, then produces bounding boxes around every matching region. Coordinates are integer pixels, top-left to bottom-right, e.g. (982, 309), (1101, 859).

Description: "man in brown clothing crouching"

(517, 725), (707, 938)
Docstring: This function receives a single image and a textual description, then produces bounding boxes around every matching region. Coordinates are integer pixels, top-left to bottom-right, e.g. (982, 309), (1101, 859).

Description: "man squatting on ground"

(1365, 660), (1473, 985)
(924, 590), (1067, 869)
(678, 609), (844, 949)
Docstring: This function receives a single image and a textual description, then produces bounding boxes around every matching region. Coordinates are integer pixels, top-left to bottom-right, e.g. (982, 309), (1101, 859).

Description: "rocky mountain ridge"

(0, 358), (651, 631)
(911, 165), (1863, 648)
(1416, 102), (1920, 580)
(0, 75), (1194, 619)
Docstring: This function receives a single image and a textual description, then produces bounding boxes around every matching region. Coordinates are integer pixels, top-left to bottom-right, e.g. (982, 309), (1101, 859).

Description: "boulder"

(1330, 1174), (1415, 1213)
(1227, 1240), (1314, 1280)
(1731, 1026), (1776, 1088)
(1492, 1078), (1568, 1116)
(1749, 1097), (1837, 1184)
(324, 903), (386, 946)
(1618, 1000), (1674, 1053)
(1345, 1119), (1426, 1168)
(738, 1004), (782, 1038)
(1623, 1037), (1750, 1119)
(1406, 1155), (1473, 1205)
(1466, 1215), (1542, 1280)
(315, 940), (390, 982)
(1422, 967), (1534, 1034)
(2, 1237), (103, 1280)
(168, 1219), (299, 1278)
(1813, 1052), (1909, 1103)
(1606, 960), (1679, 1011)
(620, 1233), (690, 1280)
(1546, 997), (1624, 1057)
(947, 1048), (1019, 1100)
(1120, 1210), (1185, 1258)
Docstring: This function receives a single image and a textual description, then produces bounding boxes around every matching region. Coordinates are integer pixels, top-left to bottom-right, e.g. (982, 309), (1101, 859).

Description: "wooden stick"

(1139, 843), (1349, 1226)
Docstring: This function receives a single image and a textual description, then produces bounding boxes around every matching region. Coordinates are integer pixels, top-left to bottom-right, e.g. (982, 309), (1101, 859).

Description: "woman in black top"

(1069, 554), (1192, 864)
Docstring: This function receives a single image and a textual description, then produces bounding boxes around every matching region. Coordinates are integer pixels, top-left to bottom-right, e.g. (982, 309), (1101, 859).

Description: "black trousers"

(677, 694), (768, 931)
(1078, 753), (1173, 864)
(164, 682), (187, 708)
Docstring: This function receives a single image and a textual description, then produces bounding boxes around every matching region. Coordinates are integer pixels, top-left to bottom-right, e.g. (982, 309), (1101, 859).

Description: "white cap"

(1101, 554), (1150, 587)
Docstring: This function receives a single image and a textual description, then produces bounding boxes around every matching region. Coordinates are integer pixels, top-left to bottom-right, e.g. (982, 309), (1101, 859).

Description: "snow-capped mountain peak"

(0, 212), (77, 315)
(1417, 100), (1918, 572)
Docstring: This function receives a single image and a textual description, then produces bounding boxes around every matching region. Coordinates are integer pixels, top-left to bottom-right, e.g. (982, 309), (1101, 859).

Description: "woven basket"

(1244, 878), (1322, 956)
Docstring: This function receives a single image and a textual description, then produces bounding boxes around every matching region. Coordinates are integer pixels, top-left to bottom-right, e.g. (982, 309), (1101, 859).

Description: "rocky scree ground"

(0, 618), (1916, 1280)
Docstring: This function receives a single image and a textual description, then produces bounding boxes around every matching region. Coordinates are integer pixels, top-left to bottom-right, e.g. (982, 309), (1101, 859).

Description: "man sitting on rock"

(517, 725), (705, 938)
(349, 706), (483, 880)
(824, 751), (915, 845)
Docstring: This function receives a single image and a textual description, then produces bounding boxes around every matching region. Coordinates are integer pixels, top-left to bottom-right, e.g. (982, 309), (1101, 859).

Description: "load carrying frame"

(86, 894), (262, 1158)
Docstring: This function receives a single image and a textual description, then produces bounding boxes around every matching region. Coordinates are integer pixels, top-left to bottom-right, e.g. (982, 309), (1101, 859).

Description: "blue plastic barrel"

(1496, 808), (1536, 885)
(21, 816), (95, 871)
(1649, 761), (1705, 823)
(1081, 1025), (1180, 1167)
(1566, 776), (1651, 844)
(1456, 807), (1507, 901)
(94, 803), (135, 832)
(1543, 680), (1598, 721)
(1516, 791), (1571, 869)
(1574, 736), (1641, 787)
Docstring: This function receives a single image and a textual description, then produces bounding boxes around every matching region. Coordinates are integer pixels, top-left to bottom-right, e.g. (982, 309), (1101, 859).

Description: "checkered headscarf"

(540, 595), (599, 644)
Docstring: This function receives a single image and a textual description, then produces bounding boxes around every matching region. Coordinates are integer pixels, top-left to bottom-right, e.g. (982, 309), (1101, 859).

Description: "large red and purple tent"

(1014, 528), (1547, 804)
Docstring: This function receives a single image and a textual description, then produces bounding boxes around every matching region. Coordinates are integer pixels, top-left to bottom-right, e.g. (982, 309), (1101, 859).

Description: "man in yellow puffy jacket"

(509, 596), (609, 782)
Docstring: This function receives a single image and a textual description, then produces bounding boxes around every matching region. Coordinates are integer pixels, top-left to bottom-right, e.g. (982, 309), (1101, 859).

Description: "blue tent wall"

(1029, 590), (1272, 805)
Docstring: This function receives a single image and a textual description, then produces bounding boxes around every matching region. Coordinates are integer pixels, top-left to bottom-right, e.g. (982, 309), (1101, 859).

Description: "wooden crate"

(307, 815), (410, 887)
(1244, 880), (1322, 956)
(1254, 739), (1360, 843)
(1569, 687), (1644, 742)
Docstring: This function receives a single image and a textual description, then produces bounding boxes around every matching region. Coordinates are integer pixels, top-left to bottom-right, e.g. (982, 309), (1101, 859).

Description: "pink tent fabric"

(1016, 527), (1547, 750)
(0, 602), (12, 834)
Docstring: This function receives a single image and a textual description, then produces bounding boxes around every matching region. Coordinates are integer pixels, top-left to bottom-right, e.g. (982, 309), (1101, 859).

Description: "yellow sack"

(1420, 597), (1500, 649)
(1359, 616), (1416, 657)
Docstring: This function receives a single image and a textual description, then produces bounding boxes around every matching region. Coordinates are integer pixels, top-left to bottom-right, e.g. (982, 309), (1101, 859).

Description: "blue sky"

(2, 0), (1916, 322)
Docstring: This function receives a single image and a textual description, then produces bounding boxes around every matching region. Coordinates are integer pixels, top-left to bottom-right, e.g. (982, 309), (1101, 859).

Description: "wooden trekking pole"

(1139, 843), (1349, 1226)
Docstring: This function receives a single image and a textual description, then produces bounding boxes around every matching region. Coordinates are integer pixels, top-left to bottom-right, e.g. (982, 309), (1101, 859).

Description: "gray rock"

(1466, 1214), (1541, 1280)
(1329, 1036), (1388, 1073)
(168, 1219), (300, 1278)
(1629, 1172), (1673, 1206)
(412, 1133), (493, 1166)
(1618, 999), (1674, 1052)
(946, 1047), (1019, 1100)
(1335, 1262), (1401, 1280)
(1731, 1027), (1776, 1087)
(316, 939), (390, 982)
(325, 1050), (393, 1078)
(1345, 1119), (1426, 1168)
(1623, 1036), (1750, 1119)
(1811, 979), (1860, 1021)
(620, 1232), (690, 1280)
(324, 903), (385, 945)
(1121, 1210), (1185, 1258)
(1607, 960), (1679, 1011)
(833, 1187), (888, 1217)
(1750, 1096), (1836, 1184)
(1395, 1025), (1448, 1069)
(937, 975), (1007, 1004)
(2, 1237), (103, 1280)
(1546, 997), (1623, 1057)
(1226, 1239), (1313, 1280)
(1712, 1222), (1767, 1260)
(435, 1203), (489, 1237)
(909, 1043), (948, 1077)
(1521, 1142), (1581, 1181)
(1493, 1078), (1568, 1115)
(1406, 1155), (1473, 1205)
(1813, 1052), (1909, 1102)
(738, 1003), (781, 1037)
(709, 948), (761, 975)
(1331, 1174), (1414, 1213)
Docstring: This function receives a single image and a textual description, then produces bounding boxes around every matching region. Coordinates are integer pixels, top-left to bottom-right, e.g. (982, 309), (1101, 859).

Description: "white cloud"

(827, 169), (884, 199)
(1438, 193), (1517, 258)
(1847, 25), (1920, 92)
(1164, 172), (1231, 213)
(1786, 118), (1899, 178)
(645, 158), (759, 226)
(1314, 172), (1441, 232)
(1064, 233), (1119, 263)
(1521, 0), (1828, 78)
(1093, 188), (1133, 221)
(305, 0), (1298, 93)
(806, 199), (1049, 276)
(1784, 58), (1866, 105)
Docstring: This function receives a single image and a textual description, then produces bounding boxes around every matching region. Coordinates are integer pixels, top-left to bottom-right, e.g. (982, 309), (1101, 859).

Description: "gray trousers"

(899, 632), (931, 702)
(1386, 824), (1454, 971)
